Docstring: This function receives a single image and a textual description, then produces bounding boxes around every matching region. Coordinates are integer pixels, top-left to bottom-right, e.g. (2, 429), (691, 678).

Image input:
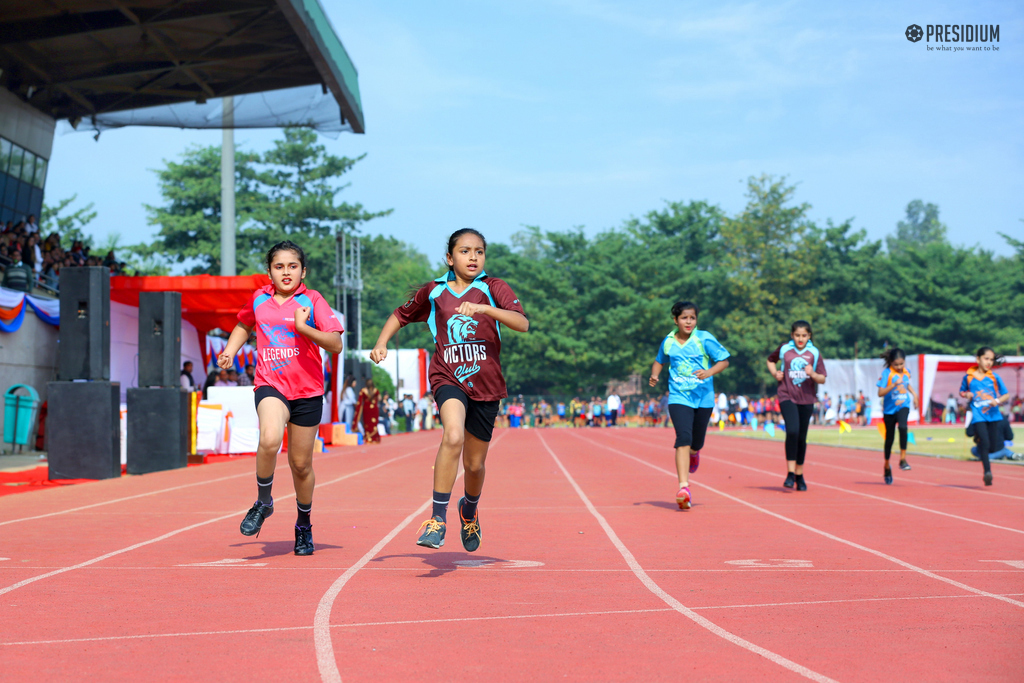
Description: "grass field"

(714, 424), (994, 460)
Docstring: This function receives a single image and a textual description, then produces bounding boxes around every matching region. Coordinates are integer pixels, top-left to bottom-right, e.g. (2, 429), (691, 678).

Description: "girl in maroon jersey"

(369, 229), (529, 552)
(766, 321), (827, 490)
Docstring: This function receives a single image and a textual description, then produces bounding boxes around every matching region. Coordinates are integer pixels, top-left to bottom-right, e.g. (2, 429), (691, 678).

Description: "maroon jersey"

(767, 340), (827, 405)
(394, 272), (525, 401)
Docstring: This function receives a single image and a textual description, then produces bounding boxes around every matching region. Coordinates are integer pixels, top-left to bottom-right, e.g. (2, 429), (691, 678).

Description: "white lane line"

(537, 432), (839, 683)
(314, 431), (509, 683)
(12, 591), (1024, 648)
(608, 429), (1024, 502)
(5, 566), (1022, 573)
(572, 433), (1024, 610)
(0, 447), (362, 528)
(0, 448), (431, 598)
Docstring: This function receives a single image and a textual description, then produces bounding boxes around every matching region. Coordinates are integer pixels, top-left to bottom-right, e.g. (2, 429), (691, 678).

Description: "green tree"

(41, 194), (98, 249)
(887, 200), (947, 253)
(136, 144), (264, 274)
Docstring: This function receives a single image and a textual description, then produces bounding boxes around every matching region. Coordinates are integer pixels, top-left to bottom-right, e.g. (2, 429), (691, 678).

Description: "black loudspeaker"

(138, 291), (182, 388)
(58, 267), (110, 381)
(47, 381), (121, 480)
(126, 388), (189, 474)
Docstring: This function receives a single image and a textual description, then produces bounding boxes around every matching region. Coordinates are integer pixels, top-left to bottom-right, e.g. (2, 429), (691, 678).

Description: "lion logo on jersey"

(260, 323), (295, 346)
(447, 314), (479, 344)
(788, 357), (809, 386)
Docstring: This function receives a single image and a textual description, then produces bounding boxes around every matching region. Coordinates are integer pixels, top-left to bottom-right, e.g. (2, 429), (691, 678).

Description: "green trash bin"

(4, 384), (40, 452)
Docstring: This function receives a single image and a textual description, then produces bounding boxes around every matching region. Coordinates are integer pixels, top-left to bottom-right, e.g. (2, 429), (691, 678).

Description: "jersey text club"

(394, 272), (524, 402)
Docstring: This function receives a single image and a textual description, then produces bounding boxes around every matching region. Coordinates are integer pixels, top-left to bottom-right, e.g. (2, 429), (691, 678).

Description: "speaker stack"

(126, 291), (190, 475)
(48, 267), (121, 480)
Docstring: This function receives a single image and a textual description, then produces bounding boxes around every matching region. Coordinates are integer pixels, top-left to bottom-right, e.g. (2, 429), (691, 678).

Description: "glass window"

(20, 152), (35, 184)
(16, 180), (31, 215)
(3, 175), (17, 209)
(0, 139), (11, 175)
(0, 172), (6, 203)
(9, 145), (23, 181)
(33, 157), (47, 188)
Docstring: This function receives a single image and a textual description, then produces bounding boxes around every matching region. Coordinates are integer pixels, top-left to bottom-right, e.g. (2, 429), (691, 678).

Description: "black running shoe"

(240, 501), (274, 537)
(795, 475), (807, 491)
(783, 472), (796, 489)
(884, 466), (893, 485)
(416, 516), (446, 548)
(899, 460), (911, 471)
(458, 497), (482, 553)
(983, 471), (993, 487)
(294, 525), (314, 555)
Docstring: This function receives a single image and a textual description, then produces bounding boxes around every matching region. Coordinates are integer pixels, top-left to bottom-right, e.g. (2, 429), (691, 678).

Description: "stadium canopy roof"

(0, 0), (364, 135)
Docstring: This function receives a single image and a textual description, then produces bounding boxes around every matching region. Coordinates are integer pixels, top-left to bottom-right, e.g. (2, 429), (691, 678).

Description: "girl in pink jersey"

(219, 241), (343, 556)
(369, 229), (529, 552)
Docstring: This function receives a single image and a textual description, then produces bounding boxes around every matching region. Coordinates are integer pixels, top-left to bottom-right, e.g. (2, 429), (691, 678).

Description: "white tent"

(820, 354), (1024, 423)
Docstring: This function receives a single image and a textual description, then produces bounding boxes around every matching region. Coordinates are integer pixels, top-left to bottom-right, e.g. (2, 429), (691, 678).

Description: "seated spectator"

(227, 368), (240, 385)
(180, 361), (196, 391)
(969, 417), (1020, 461)
(237, 363), (255, 387)
(214, 368), (233, 387)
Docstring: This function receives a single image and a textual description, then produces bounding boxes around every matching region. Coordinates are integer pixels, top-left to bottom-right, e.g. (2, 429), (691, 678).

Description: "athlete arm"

(695, 359), (729, 380)
(293, 309), (343, 354)
(766, 360), (783, 382)
(455, 301), (529, 332)
(878, 382), (895, 398)
(649, 361), (664, 387)
(218, 323), (253, 369)
(369, 314), (402, 364)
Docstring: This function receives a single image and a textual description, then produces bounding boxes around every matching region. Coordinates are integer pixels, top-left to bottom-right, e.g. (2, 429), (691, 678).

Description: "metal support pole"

(220, 96), (236, 276)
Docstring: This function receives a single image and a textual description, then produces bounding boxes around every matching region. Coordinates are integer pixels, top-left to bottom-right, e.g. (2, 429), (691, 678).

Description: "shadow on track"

(232, 539), (344, 559)
(371, 551), (510, 578)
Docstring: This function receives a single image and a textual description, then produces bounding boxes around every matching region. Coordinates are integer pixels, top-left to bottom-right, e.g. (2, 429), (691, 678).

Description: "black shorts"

(254, 386), (323, 427)
(434, 384), (500, 442)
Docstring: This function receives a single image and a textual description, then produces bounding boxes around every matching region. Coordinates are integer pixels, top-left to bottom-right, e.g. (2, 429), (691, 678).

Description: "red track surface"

(1, 428), (1022, 682)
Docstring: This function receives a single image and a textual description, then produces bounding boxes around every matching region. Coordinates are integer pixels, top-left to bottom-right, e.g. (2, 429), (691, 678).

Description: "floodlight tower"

(336, 230), (363, 351)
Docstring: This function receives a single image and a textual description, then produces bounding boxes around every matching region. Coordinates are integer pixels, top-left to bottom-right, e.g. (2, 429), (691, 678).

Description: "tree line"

(45, 129), (1024, 396)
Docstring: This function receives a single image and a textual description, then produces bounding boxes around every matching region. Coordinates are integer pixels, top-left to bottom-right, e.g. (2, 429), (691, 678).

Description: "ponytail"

(881, 347), (905, 368)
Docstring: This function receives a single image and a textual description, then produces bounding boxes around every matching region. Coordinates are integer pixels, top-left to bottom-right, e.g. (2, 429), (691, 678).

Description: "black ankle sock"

(296, 501), (311, 527)
(795, 474), (805, 482)
(257, 475), (274, 506)
(462, 491), (481, 520)
(432, 490), (451, 523)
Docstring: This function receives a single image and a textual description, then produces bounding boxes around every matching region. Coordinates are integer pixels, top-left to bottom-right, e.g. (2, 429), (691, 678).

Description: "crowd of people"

(0, 215), (129, 292)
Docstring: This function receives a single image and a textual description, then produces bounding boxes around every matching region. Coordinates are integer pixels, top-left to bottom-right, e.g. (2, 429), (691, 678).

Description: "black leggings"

(883, 408), (909, 459)
(780, 400), (814, 465)
(973, 420), (1001, 474)
(668, 405), (713, 450)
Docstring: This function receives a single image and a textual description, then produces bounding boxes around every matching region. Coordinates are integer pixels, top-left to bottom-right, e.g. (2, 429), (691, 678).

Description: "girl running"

(221, 241), (343, 555)
(766, 321), (826, 491)
(960, 347), (1009, 486)
(648, 301), (730, 509)
(877, 347), (918, 484)
(369, 228), (528, 551)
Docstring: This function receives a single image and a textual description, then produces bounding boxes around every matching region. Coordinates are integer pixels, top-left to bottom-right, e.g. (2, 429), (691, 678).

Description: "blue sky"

(46, 0), (1023, 263)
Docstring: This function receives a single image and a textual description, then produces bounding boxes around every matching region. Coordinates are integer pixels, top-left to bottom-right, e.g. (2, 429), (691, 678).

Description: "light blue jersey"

(655, 329), (730, 408)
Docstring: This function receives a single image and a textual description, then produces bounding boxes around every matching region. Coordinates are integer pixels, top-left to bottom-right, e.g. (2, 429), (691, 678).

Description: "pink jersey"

(237, 284), (343, 400)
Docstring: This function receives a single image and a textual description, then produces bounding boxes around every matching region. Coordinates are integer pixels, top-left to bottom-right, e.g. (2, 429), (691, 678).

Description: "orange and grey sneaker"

(676, 486), (692, 510)
(458, 497), (482, 553)
(416, 516), (446, 548)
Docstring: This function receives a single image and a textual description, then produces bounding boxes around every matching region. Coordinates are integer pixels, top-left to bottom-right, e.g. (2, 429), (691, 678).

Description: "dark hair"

(881, 347), (905, 367)
(976, 346), (1005, 367)
(446, 228), (487, 271)
(265, 240), (306, 272)
(671, 301), (699, 318)
(791, 320), (813, 338)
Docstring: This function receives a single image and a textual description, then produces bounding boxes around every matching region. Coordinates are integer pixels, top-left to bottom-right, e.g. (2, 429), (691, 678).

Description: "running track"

(1, 429), (1022, 682)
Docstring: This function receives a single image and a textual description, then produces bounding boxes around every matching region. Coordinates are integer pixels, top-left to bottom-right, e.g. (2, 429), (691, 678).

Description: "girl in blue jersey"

(876, 347), (918, 485)
(648, 301), (730, 509)
(959, 347), (1009, 486)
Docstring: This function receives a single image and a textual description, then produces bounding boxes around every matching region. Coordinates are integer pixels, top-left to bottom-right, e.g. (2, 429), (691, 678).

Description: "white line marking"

(724, 559), (813, 568)
(710, 454), (1024, 536)
(0, 447), (360, 528)
(9, 592), (1024, 648)
(979, 560), (1024, 569)
(4, 566), (1022, 573)
(175, 558), (267, 567)
(608, 429), (1024, 501)
(452, 559), (545, 569)
(572, 433), (1024, 610)
(0, 448), (431, 598)
(537, 432), (839, 683)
